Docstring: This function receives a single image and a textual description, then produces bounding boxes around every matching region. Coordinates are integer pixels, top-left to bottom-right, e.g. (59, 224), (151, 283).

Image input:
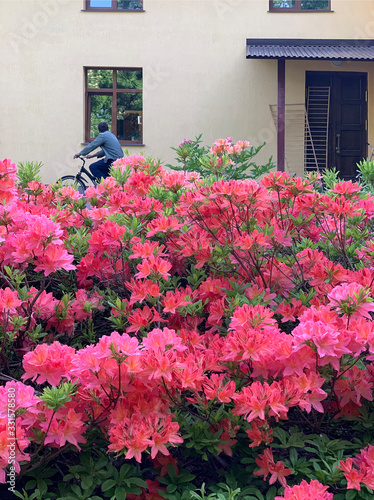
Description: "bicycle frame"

(76, 157), (99, 186)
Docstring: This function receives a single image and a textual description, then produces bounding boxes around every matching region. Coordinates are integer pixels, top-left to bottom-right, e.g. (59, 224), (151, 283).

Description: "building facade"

(1, 0), (374, 183)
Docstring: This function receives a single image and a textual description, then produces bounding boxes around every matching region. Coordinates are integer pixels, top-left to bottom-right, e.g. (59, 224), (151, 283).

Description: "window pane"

(117, 92), (142, 112)
(89, 95), (112, 138)
(272, 0), (295, 7)
(89, 0), (112, 7)
(117, 0), (143, 9)
(301, 0), (329, 9)
(87, 69), (113, 89)
(117, 113), (142, 141)
(117, 93), (143, 141)
(117, 70), (143, 90)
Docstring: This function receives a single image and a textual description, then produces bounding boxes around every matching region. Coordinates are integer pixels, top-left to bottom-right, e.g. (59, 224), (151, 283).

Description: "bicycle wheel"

(58, 175), (87, 195)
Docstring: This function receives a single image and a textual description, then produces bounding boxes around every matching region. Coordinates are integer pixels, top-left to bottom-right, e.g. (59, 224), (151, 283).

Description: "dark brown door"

(306, 72), (367, 180)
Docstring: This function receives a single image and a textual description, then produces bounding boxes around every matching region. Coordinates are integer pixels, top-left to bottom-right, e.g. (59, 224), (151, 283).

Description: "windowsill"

(268, 9), (333, 12)
(82, 9), (145, 12)
(81, 143), (145, 147)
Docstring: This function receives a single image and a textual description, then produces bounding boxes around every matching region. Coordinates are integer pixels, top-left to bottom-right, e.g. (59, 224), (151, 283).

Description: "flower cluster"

(0, 152), (373, 497)
(338, 445), (374, 490)
(275, 479), (333, 499)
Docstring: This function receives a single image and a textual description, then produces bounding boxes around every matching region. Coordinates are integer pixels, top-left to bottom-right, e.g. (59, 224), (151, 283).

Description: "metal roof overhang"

(246, 39), (374, 61)
(245, 39), (374, 172)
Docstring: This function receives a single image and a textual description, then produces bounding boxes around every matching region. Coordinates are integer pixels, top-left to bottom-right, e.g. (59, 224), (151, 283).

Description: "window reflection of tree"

(272, 0), (329, 9)
(86, 69), (143, 142)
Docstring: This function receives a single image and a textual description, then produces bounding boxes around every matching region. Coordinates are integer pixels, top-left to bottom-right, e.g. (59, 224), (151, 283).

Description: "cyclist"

(74, 122), (124, 179)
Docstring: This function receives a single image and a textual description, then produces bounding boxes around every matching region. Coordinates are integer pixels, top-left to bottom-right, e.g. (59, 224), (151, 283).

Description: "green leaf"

(346, 490), (357, 500)
(101, 479), (117, 492)
(114, 486), (127, 500)
(266, 486), (277, 500)
(178, 473), (196, 483)
(305, 446), (318, 453)
(11, 491), (27, 500)
(81, 475), (93, 490)
(166, 484), (177, 494)
(358, 488), (373, 498)
(272, 427), (287, 445)
(239, 490), (263, 500)
(70, 484), (82, 496)
(289, 447), (298, 466)
(128, 477), (148, 488)
(125, 486), (143, 494)
(119, 464), (131, 480)
(166, 463), (178, 480)
(95, 456), (109, 470)
(38, 479), (48, 493)
(25, 480), (37, 490)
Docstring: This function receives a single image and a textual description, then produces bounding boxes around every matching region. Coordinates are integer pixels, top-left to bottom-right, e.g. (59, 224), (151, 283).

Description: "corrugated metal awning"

(246, 39), (374, 61)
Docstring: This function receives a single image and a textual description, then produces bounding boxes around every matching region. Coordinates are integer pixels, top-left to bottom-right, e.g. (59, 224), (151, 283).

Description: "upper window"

(85, 68), (143, 145)
(85, 0), (143, 11)
(269, 0), (330, 11)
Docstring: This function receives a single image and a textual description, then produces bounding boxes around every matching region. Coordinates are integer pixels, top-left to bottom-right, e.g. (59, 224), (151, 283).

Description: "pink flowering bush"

(0, 152), (374, 499)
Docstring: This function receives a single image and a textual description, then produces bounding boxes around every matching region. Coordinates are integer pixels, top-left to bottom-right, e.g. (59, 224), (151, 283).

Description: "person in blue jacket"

(74, 122), (124, 179)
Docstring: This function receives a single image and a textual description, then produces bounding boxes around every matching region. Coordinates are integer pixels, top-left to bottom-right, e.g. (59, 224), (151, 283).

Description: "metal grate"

(305, 86), (330, 173)
(270, 103), (318, 176)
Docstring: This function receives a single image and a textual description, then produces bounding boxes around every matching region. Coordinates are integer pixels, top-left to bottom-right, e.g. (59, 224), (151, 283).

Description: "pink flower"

(0, 288), (22, 314)
(34, 244), (76, 276)
(0, 381), (39, 418)
(44, 409), (86, 450)
(135, 255), (172, 281)
(275, 479), (333, 499)
(22, 342), (76, 386)
(328, 282), (374, 319)
(254, 448), (292, 488)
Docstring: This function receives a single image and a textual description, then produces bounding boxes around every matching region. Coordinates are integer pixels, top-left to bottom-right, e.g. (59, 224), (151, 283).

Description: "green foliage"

(65, 227), (90, 258)
(167, 135), (274, 181)
(180, 418), (224, 461)
(190, 482), (243, 500)
(99, 463), (147, 499)
(321, 167), (342, 190)
(19, 452), (149, 500)
(272, 0), (328, 8)
(109, 164), (132, 186)
(158, 464), (196, 498)
(13, 488), (52, 500)
(22, 465), (58, 499)
(167, 135), (208, 173)
(17, 161), (43, 189)
(41, 382), (77, 411)
(301, 0), (328, 8)
(356, 158), (374, 193)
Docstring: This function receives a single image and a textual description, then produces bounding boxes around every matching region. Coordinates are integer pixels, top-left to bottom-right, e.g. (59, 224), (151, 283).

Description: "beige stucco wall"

(1, 0), (374, 182)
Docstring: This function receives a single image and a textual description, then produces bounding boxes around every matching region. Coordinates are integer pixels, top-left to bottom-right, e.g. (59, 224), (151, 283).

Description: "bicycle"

(58, 156), (99, 194)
